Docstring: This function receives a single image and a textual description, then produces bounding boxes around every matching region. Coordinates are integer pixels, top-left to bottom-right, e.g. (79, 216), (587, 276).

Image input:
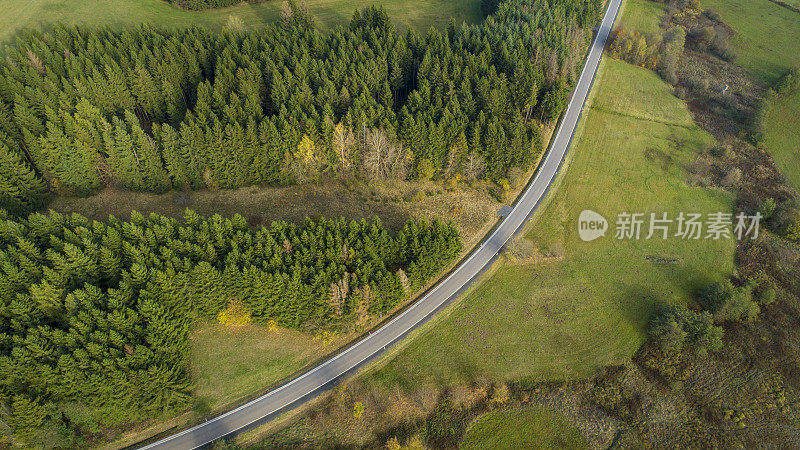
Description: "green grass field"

(618, 0), (665, 34)
(460, 407), (585, 450)
(701, 0), (800, 189)
(189, 323), (335, 413)
(703, 0), (800, 85)
(366, 58), (735, 388)
(763, 89), (800, 190)
(0, 0), (481, 43)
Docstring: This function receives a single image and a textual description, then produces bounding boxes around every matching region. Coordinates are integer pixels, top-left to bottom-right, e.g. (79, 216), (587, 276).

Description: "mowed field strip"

(460, 406), (586, 450)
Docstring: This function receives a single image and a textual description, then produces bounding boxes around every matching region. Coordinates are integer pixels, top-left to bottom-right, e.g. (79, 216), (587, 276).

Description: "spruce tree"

(126, 112), (170, 192)
(105, 116), (145, 191)
(0, 142), (47, 215)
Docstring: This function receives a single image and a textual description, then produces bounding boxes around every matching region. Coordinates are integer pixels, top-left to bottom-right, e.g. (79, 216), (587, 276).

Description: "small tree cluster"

(750, 67), (800, 144)
(168, 0), (244, 10)
(697, 280), (760, 323)
(649, 304), (723, 356)
(608, 26), (686, 84)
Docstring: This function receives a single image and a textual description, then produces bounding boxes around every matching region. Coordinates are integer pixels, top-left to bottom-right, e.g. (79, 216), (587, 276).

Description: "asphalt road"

(141, 0), (622, 447)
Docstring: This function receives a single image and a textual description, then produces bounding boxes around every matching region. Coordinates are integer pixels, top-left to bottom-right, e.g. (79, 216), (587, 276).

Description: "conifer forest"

(0, 0), (603, 443)
(0, 0), (600, 214)
(0, 209), (460, 439)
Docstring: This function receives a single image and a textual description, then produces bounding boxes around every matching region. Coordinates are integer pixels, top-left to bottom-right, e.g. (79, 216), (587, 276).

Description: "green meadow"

(461, 407), (585, 450)
(703, 0), (800, 85)
(368, 58), (734, 389)
(189, 323), (332, 412)
(0, 0), (481, 43)
(763, 89), (800, 190)
(618, 0), (665, 34)
(699, 0), (800, 190)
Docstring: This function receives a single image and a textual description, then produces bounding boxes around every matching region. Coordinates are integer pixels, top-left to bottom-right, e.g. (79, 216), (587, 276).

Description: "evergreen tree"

(126, 112), (170, 192)
(0, 142), (47, 214)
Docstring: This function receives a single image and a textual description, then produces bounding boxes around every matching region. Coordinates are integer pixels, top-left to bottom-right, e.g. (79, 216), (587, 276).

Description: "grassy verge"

(0, 0), (481, 43)
(188, 323), (338, 413)
(460, 406), (585, 450)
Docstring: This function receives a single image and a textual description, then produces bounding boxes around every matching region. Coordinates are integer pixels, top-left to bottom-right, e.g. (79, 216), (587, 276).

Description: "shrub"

(498, 178), (511, 194)
(710, 30), (737, 61)
(717, 287), (760, 322)
(709, 144), (731, 158)
(406, 190), (426, 202)
(774, 67), (800, 96)
(217, 299), (253, 326)
(698, 281), (735, 312)
(416, 158), (435, 181)
(697, 281), (760, 323)
(649, 304), (723, 355)
(353, 401), (365, 419)
(591, 381), (630, 417)
(690, 26), (716, 50)
(490, 383), (510, 405)
(684, 70), (710, 93)
(703, 8), (722, 22)
(786, 212), (800, 243)
(505, 235), (535, 260)
(650, 318), (688, 353)
(759, 198), (777, 221)
(721, 167), (742, 187)
(757, 288), (776, 306)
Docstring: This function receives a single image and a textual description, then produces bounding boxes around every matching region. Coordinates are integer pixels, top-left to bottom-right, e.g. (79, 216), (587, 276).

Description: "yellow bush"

(498, 178), (511, 192)
(353, 401), (365, 419)
(314, 329), (339, 348)
(217, 299), (252, 326)
(490, 383), (510, 405)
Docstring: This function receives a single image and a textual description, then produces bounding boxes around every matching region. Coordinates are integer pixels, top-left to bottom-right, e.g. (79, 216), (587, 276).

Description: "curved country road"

(141, 0), (621, 447)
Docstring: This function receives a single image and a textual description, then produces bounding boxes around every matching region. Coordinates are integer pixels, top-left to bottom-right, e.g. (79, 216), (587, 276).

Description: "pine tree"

(105, 116), (146, 191)
(0, 142), (47, 214)
(127, 112), (170, 192)
(9, 395), (47, 443)
(132, 61), (165, 123)
(39, 123), (101, 196)
(156, 124), (189, 189)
